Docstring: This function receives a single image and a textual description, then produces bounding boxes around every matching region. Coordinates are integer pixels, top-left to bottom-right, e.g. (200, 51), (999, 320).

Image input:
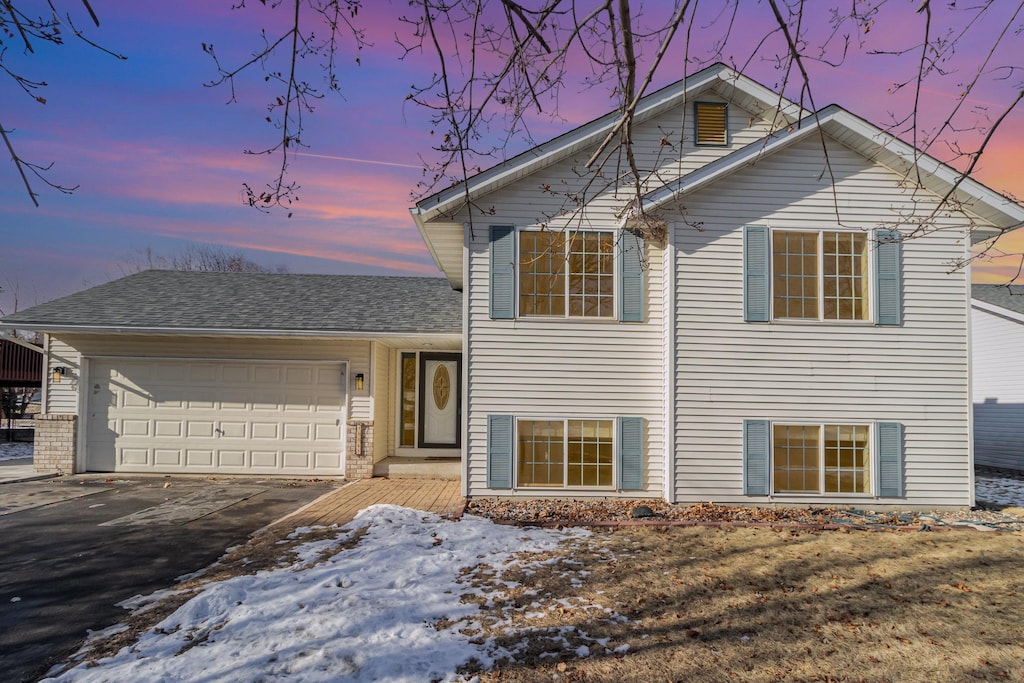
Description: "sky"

(1, 0), (1022, 315)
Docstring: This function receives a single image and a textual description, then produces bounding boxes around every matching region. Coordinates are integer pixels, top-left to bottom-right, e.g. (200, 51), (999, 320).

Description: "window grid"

(567, 232), (615, 317)
(566, 419), (614, 487)
(773, 423), (872, 495)
(823, 424), (871, 493)
(517, 418), (614, 488)
(517, 420), (565, 487)
(772, 231), (819, 319)
(822, 232), (869, 320)
(772, 230), (870, 321)
(519, 232), (566, 316)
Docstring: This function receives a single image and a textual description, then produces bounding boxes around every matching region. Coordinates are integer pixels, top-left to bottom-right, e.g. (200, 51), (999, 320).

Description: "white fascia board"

(414, 64), (808, 223)
(0, 322), (462, 339)
(410, 207), (446, 273)
(971, 299), (1024, 325)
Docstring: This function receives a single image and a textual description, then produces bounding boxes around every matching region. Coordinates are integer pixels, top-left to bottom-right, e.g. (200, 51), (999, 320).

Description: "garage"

(86, 358), (347, 475)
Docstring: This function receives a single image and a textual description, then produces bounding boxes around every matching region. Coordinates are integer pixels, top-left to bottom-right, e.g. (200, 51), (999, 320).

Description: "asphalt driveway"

(0, 475), (333, 683)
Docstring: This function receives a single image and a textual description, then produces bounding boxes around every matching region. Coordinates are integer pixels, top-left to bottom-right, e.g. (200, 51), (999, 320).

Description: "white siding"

(372, 341), (390, 462)
(971, 306), (1024, 471)
(52, 334), (373, 421)
(455, 92), (783, 498)
(45, 336), (81, 414)
(672, 136), (972, 506)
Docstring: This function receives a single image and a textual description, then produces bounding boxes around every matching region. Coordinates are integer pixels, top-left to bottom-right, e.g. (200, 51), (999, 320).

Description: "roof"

(0, 271), (462, 336)
(972, 284), (1024, 320)
(410, 62), (809, 286)
(641, 105), (1024, 244)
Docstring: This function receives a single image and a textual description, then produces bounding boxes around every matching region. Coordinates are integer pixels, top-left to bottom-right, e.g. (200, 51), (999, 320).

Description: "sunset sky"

(1, 1), (1021, 316)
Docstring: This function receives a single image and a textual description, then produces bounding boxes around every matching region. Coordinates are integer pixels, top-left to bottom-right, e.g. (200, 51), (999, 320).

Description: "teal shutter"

(876, 422), (903, 497)
(489, 226), (515, 319)
(743, 226), (770, 322)
(875, 229), (902, 326)
(487, 414), (513, 489)
(617, 416), (644, 490)
(743, 419), (770, 495)
(618, 232), (645, 322)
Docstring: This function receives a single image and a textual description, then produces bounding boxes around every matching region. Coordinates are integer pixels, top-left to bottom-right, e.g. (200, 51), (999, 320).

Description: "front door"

(418, 352), (461, 449)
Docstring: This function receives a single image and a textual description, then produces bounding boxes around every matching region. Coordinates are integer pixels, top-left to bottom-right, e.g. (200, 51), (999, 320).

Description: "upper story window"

(694, 101), (728, 146)
(772, 230), (869, 321)
(519, 230), (614, 317)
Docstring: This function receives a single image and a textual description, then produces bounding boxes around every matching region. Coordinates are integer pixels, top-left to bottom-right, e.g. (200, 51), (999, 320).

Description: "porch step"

(373, 456), (460, 480)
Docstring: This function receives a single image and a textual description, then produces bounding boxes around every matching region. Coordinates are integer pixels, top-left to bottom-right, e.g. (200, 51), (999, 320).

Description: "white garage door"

(86, 359), (346, 475)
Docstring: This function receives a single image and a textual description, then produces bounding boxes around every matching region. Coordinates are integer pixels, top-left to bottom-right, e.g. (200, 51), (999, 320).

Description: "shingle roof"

(972, 284), (1024, 316)
(0, 271), (462, 334)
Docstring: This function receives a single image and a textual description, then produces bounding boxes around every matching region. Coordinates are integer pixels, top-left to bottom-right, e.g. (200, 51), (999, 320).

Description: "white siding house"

(971, 285), (1024, 472)
(412, 62), (1024, 506)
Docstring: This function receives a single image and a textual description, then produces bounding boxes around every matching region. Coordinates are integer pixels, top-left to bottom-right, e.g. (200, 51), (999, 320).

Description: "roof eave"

(0, 322), (462, 338)
(971, 298), (1024, 324)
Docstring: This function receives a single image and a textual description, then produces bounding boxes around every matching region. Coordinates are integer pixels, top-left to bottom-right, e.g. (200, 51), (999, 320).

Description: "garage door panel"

(88, 359), (346, 475)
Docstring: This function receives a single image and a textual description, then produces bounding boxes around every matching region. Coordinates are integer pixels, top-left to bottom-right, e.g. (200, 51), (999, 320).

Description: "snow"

(975, 472), (1024, 507)
(0, 441), (32, 462)
(43, 505), (589, 683)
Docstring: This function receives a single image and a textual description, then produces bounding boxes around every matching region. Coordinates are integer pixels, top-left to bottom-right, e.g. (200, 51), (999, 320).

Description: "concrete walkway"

(278, 477), (464, 527)
(0, 458), (53, 485)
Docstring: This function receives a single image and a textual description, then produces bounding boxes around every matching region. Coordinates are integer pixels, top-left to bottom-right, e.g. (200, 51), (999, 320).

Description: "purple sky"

(1, 1), (1021, 316)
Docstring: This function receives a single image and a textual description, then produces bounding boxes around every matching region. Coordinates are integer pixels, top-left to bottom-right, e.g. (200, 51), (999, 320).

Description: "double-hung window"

(519, 231), (615, 317)
(772, 230), (870, 321)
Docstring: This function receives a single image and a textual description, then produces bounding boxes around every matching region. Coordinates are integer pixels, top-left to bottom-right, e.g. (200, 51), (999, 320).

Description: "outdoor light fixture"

(355, 373), (365, 391)
(52, 366), (69, 382)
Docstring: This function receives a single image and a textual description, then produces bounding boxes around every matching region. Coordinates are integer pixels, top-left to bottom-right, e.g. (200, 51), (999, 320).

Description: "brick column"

(345, 420), (374, 480)
(34, 414), (77, 474)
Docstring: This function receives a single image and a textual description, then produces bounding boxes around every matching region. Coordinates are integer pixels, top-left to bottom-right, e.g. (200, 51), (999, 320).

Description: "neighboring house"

(3, 64), (1023, 506)
(971, 284), (1024, 472)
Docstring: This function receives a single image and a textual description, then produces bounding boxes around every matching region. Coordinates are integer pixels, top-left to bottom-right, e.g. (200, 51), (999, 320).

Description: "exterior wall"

(45, 336), (81, 414)
(371, 342), (390, 463)
(672, 136), (973, 506)
(456, 94), (784, 499)
(346, 420), (374, 479)
(34, 413), (77, 474)
(971, 306), (1024, 471)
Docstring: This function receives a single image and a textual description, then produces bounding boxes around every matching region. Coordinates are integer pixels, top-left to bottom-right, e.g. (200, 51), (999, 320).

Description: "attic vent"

(694, 101), (728, 146)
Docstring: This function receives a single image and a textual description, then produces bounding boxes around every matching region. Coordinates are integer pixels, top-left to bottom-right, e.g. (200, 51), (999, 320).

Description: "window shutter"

(618, 232), (645, 322)
(617, 416), (644, 490)
(487, 414), (513, 489)
(743, 226), (770, 322)
(489, 226), (515, 319)
(743, 419), (770, 495)
(875, 229), (902, 326)
(876, 422), (904, 497)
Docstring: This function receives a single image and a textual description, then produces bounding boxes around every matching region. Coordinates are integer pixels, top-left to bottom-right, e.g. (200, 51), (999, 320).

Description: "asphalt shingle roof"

(0, 271), (462, 334)
(972, 284), (1024, 316)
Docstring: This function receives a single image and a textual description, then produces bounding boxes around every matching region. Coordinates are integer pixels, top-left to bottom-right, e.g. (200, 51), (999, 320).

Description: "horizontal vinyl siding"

(672, 137), (972, 507)
(372, 342), (390, 462)
(971, 307), (1024, 471)
(45, 336), (81, 414)
(466, 243), (666, 498)
(54, 334), (373, 422)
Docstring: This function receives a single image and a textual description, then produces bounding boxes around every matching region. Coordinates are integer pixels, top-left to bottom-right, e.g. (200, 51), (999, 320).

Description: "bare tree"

(0, 0), (125, 205)
(121, 244), (288, 274)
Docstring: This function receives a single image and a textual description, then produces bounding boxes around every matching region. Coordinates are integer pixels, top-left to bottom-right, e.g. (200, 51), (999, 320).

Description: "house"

(3, 63), (1023, 506)
(971, 284), (1024, 472)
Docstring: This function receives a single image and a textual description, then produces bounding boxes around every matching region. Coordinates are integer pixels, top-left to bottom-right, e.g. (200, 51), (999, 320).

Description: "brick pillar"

(34, 414), (77, 474)
(345, 420), (374, 480)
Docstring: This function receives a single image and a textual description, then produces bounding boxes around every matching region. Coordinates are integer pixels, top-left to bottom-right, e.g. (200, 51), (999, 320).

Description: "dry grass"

(472, 527), (1024, 683)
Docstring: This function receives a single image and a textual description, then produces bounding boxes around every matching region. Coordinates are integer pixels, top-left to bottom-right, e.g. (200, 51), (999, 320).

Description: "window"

(399, 353), (416, 447)
(773, 423), (870, 494)
(772, 230), (869, 321)
(519, 230), (614, 317)
(694, 101), (728, 145)
(517, 418), (614, 488)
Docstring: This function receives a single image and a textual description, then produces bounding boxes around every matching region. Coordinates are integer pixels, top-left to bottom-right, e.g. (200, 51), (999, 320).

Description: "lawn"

(44, 509), (1023, 683)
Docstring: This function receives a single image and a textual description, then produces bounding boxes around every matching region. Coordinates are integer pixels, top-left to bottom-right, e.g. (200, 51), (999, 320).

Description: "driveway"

(0, 475), (334, 683)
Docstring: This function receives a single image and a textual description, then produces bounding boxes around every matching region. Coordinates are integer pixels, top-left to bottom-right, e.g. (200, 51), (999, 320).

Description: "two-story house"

(5, 63), (1022, 507)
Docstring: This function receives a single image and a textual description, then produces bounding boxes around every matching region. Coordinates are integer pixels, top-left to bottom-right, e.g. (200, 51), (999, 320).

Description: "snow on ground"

(0, 441), (32, 461)
(43, 504), (590, 683)
(975, 471), (1024, 507)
